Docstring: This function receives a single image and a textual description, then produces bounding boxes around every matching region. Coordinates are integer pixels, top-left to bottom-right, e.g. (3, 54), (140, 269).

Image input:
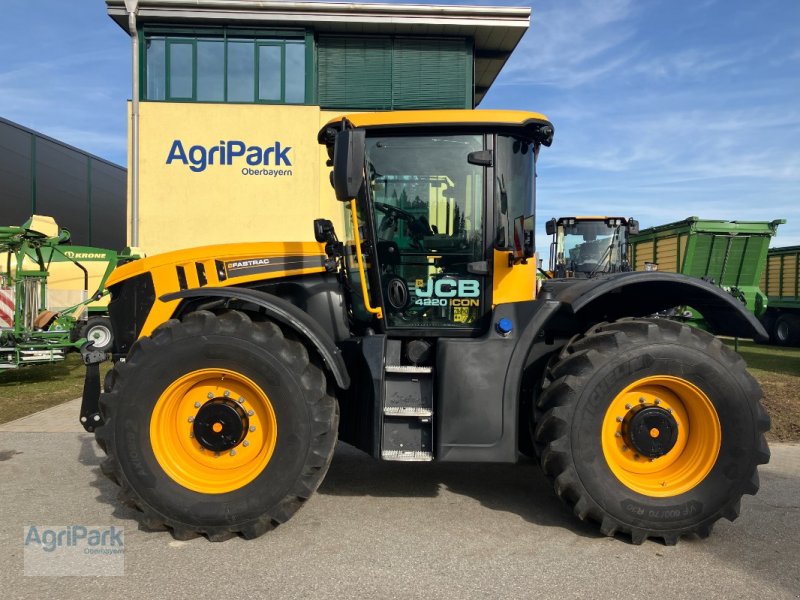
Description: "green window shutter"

(318, 37), (392, 109)
(391, 38), (469, 109)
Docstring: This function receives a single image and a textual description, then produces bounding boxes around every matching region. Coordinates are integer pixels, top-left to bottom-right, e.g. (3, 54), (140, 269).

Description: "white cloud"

(503, 0), (638, 87)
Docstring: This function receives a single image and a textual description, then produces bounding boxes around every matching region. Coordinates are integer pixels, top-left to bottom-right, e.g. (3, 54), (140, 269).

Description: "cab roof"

(318, 109), (554, 146)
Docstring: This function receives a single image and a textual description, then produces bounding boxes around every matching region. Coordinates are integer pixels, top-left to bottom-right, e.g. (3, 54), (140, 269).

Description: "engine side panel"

(106, 241), (328, 342)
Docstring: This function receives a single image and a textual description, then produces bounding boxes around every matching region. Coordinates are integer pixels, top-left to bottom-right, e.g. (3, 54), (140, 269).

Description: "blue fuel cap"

(496, 318), (513, 336)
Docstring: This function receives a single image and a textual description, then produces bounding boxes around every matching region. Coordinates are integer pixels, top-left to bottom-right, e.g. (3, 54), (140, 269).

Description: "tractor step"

(384, 406), (433, 417)
(381, 342), (434, 460)
(385, 365), (433, 374)
(381, 450), (434, 462)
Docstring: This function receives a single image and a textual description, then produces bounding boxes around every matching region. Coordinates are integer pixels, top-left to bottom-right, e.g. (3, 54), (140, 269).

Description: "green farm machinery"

(759, 245), (800, 345)
(628, 217), (784, 328)
(0, 215), (132, 368)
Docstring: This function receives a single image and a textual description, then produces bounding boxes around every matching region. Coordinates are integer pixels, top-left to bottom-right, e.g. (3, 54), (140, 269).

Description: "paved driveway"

(0, 413), (798, 599)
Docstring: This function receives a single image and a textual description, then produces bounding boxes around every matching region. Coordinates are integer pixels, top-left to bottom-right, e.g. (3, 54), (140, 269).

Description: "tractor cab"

(545, 216), (639, 278)
(317, 111), (553, 334)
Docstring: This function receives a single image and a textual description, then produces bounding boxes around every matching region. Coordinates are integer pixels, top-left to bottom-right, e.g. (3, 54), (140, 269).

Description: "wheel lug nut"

(639, 397), (646, 404)
(207, 392), (214, 398)
(667, 408), (674, 414)
(247, 410), (254, 416)
(243, 440), (250, 447)
(616, 416), (623, 423)
(187, 416), (194, 422)
(615, 432), (622, 438)
(224, 390), (230, 397)
(189, 433), (194, 439)
(654, 398), (661, 405)
(238, 396), (245, 404)
(249, 425), (256, 432)
(230, 449), (236, 456)
(194, 402), (201, 408)
(624, 403), (632, 410)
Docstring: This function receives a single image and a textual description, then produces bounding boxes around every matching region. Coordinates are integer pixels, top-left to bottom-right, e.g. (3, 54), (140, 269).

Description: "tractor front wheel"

(95, 310), (338, 541)
(535, 318), (770, 544)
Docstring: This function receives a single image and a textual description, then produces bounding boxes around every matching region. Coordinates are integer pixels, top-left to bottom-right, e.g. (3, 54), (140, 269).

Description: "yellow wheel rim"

(601, 375), (721, 497)
(150, 368), (278, 494)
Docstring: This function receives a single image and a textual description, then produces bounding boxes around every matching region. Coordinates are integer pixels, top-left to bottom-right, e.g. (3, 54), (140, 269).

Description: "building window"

(318, 36), (473, 110)
(143, 29), (308, 104)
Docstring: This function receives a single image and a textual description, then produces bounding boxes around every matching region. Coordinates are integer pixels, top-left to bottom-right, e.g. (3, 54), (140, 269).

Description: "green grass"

(0, 353), (112, 424)
(721, 339), (800, 377)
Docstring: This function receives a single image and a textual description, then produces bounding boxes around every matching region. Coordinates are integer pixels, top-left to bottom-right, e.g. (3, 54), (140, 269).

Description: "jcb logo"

(415, 277), (480, 299)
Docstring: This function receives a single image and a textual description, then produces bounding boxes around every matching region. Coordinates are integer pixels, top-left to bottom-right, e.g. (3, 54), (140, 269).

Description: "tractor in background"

(545, 216), (639, 278)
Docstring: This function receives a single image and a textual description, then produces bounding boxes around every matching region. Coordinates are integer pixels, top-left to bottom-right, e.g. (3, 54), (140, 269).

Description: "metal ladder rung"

(385, 365), (433, 374)
(381, 450), (434, 462)
(384, 406), (433, 417)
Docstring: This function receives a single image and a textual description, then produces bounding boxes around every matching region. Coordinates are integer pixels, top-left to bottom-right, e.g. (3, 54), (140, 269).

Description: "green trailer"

(759, 245), (800, 345)
(629, 217), (784, 327)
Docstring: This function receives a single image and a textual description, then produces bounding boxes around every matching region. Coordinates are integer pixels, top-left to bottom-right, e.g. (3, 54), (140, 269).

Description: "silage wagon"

(628, 217), (783, 327)
(759, 245), (800, 345)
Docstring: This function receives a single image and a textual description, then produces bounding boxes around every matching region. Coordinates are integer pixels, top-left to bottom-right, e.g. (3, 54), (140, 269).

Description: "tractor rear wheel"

(95, 310), (339, 541)
(535, 318), (770, 545)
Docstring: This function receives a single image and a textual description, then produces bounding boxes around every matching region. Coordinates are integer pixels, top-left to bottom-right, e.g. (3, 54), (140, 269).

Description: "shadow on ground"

(318, 443), (603, 539)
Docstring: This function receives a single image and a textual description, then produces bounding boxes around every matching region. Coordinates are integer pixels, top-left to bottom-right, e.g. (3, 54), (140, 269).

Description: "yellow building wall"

(131, 102), (347, 255)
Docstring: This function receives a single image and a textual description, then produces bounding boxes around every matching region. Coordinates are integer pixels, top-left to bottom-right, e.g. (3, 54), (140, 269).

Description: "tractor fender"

(539, 271), (768, 341)
(160, 287), (350, 389)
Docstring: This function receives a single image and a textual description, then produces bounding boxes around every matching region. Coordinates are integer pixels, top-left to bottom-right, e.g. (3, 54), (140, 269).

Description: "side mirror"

(512, 215), (536, 261)
(332, 129), (366, 202)
(628, 219), (640, 235)
(545, 218), (557, 236)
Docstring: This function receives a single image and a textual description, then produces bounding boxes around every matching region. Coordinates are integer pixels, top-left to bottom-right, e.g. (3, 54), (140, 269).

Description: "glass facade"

(143, 29), (308, 104)
(142, 28), (472, 110)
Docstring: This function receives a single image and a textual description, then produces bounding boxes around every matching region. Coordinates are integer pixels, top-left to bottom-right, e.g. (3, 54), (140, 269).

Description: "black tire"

(81, 316), (114, 353)
(95, 310), (339, 541)
(534, 318), (770, 545)
(774, 314), (800, 346)
(757, 312), (777, 345)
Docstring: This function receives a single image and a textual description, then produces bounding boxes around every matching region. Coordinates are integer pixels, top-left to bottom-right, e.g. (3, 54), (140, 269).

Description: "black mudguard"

(539, 271), (768, 341)
(160, 287), (350, 389)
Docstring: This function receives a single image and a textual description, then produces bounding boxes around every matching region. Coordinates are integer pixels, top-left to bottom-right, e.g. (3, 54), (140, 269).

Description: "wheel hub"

(192, 399), (249, 452)
(624, 405), (679, 459)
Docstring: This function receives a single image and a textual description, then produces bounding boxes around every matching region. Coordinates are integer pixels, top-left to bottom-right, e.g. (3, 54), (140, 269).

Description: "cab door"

(362, 133), (489, 333)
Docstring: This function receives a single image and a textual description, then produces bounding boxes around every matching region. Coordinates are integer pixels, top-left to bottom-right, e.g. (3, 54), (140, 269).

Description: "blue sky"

(1, 0), (798, 248)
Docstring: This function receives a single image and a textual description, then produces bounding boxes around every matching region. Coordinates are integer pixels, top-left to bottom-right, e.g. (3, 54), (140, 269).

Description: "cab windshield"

(558, 220), (626, 274)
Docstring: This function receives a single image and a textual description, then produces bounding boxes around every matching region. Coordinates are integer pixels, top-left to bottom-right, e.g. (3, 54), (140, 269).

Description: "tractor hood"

(106, 241), (327, 289)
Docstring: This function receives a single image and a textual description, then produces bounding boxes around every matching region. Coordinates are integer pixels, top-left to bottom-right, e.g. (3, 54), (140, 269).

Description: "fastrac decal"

(166, 140), (293, 176)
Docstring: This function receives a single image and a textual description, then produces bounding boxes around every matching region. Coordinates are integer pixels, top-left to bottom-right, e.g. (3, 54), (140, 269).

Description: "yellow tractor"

(546, 216), (639, 278)
(80, 110), (769, 544)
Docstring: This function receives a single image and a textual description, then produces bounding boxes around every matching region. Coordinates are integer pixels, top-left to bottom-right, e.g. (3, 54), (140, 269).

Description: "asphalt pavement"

(0, 404), (798, 599)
